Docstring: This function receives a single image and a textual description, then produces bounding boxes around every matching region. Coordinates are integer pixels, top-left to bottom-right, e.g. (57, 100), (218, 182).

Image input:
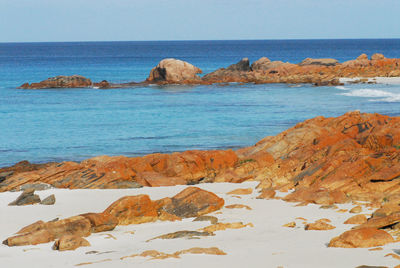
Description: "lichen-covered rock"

(344, 214), (368, 225)
(80, 212), (118, 233)
(103, 195), (158, 225)
(329, 228), (394, 248)
(305, 219), (335, 230)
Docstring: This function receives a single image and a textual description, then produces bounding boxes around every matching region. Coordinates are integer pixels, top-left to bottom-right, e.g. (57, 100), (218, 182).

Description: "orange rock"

(305, 219), (335, 230)
(283, 222), (296, 228)
(19, 75), (92, 89)
(350, 206), (362, 213)
(227, 188), (253, 195)
(329, 228), (394, 248)
(385, 253), (400, 260)
(256, 188), (276, 199)
(80, 213), (118, 233)
(355, 212), (400, 229)
(53, 235), (90, 251)
(344, 214), (368, 225)
(103, 195), (159, 225)
(199, 222), (254, 232)
(225, 204), (252, 210)
(160, 187), (225, 218)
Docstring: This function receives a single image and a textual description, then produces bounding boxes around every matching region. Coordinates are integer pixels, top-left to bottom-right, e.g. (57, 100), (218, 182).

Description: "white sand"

(0, 182), (398, 268)
(340, 77), (400, 85)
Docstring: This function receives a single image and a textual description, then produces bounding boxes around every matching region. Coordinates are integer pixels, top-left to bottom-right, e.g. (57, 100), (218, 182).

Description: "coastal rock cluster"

(3, 187), (224, 249)
(18, 53), (400, 89)
(4, 111), (400, 250)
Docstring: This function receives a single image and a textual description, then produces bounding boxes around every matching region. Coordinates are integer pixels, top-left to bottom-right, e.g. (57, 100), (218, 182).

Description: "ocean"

(1, 39), (400, 167)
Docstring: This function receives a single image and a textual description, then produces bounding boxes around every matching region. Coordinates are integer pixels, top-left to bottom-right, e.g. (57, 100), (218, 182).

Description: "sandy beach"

(1, 181), (399, 268)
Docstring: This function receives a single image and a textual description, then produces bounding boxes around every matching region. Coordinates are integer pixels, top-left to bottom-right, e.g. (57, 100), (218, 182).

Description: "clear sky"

(1, 0), (399, 42)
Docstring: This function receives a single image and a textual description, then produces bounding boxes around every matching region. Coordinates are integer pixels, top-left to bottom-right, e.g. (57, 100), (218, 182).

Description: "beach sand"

(0, 181), (398, 268)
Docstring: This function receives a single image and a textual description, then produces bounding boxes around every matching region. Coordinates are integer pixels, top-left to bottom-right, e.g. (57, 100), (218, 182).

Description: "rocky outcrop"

(146, 58), (203, 83)
(3, 187), (224, 247)
(17, 53), (400, 89)
(19, 75), (92, 89)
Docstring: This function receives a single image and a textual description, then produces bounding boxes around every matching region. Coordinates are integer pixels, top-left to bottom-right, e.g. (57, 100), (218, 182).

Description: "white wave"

(335, 86), (348, 90)
(340, 88), (400, 102)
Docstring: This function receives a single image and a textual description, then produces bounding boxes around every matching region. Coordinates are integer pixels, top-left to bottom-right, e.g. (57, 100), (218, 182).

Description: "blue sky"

(1, 0), (399, 42)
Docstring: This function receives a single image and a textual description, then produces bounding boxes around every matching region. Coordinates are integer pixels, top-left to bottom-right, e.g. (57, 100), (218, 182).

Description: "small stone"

(283, 222), (296, 228)
(53, 235), (90, 251)
(9, 189), (41, 206)
(350, 206), (362, 213)
(40, 194), (56, 205)
(227, 188), (253, 195)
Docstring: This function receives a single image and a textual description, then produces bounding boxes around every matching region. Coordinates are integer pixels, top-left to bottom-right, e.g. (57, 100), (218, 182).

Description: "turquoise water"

(1, 40), (400, 166)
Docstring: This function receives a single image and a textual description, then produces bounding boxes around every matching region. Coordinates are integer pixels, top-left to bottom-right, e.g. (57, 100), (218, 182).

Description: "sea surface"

(1, 39), (400, 167)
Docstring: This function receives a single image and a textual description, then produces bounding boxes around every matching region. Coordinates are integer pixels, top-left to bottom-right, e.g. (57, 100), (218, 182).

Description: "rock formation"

(3, 187), (224, 247)
(146, 58), (203, 83)
(19, 75), (92, 89)
(17, 53), (400, 89)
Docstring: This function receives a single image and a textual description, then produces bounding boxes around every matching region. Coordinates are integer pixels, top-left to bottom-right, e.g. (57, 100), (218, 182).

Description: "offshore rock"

(19, 75), (92, 89)
(147, 58), (202, 83)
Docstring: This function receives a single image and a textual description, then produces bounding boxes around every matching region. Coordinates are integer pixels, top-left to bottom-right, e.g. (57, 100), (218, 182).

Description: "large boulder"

(19, 75), (92, 89)
(329, 228), (394, 248)
(147, 59), (202, 83)
(159, 187), (225, 218)
(103, 194), (159, 225)
(299, 58), (338, 66)
(251, 57), (271, 71)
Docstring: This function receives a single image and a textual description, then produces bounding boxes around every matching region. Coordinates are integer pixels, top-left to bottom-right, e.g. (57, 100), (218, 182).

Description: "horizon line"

(1, 37), (400, 44)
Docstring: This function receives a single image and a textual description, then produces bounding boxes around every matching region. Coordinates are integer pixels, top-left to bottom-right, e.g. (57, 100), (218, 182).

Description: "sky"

(1, 0), (399, 42)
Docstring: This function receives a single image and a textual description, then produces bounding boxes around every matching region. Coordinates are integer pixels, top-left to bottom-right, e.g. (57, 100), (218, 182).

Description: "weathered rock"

(227, 188), (253, 195)
(19, 75), (92, 89)
(9, 189), (41, 206)
(371, 53), (385, 61)
(355, 212), (400, 229)
(147, 59), (202, 83)
(53, 235), (90, 251)
(40, 194), (56, 205)
(4, 216), (91, 246)
(299, 58), (338, 66)
(121, 247), (226, 260)
(160, 187), (224, 218)
(344, 214), (368, 224)
(250, 57), (271, 71)
(193, 215), (218, 224)
(225, 204), (252, 210)
(305, 219), (335, 230)
(199, 222), (253, 232)
(80, 213), (118, 233)
(226, 58), (251, 72)
(256, 188), (276, 199)
(283, 222), (296, 228)
(350, 205), (362, 213)
(147, 230), (214, 242)
(329, 228), (394, 248)
(103, 195), (158, 225)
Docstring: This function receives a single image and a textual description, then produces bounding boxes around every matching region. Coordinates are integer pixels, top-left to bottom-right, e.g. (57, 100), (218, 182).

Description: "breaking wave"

(340, 89), (400, 102)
